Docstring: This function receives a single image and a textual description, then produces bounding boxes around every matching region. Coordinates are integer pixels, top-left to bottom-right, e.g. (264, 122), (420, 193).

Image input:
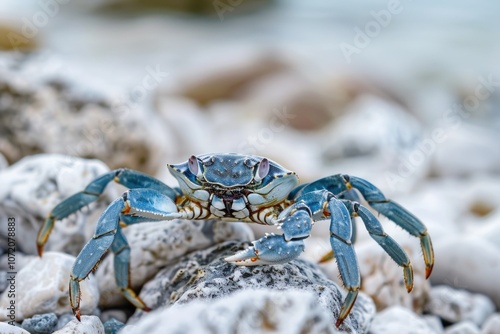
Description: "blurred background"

(1, 1), (500, 331)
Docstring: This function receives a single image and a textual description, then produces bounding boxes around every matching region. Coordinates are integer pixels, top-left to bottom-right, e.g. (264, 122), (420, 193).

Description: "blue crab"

(37, 153), (434, 327)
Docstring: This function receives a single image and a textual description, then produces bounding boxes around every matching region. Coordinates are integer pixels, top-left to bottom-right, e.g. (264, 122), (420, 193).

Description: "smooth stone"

(431, 236), (500, 308)
(0, 154), (113, 255)
(21, 313), (58, 334)
(125, 289), (349, 334)
(445, 321), (480, 334)
(425, 286), (495, 326)
(53, 316), (104, 334)
(130, 241), (375, 333)
(103, 319), (124, 334)
(0, 323), (30, 334)
(99, 310), (127, 324)
(369, 306), (435, 334)
(95, 220), (254, 308)
(0, 252), (99, 321)
(482, 313), (500, 334)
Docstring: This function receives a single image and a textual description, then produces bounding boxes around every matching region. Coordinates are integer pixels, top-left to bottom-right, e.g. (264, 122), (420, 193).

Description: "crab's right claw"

(225, 234), (304, 266)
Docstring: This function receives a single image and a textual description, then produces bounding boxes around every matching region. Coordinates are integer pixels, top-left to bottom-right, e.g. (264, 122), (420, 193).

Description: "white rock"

(445, 321), (481, 334)
(127, 289), (350, 334)
(0, 153), (7, 169)
(369, 306), (435, 334)
(53, 316), (104, 334)
(0, 323), (30, 334)
(482, 313), (500, 334)
(0, 252), (99, 321)
(0, 154), (114, 255)
(431, 236), (500, 308)
(422, 315), (445, 334)
(425, 286), (495, 326)
(95, 220), (254, 307)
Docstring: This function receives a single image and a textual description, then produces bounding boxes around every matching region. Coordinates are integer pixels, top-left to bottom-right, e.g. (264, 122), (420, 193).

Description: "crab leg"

(342, 200), (414, 292)
(293, 174), (434, 278)
(70, 189), (181, 320)
(37, 169), (179, 256)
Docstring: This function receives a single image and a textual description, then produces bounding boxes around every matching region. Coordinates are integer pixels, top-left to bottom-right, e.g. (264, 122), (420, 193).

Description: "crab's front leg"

(70, 189), (181, 320)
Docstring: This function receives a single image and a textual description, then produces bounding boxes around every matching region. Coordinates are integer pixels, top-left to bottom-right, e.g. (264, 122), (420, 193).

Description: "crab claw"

(225, 234), (305, 266)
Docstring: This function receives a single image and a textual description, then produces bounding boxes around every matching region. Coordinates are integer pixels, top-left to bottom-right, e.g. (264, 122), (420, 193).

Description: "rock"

(482, 313), (500, 334)
(0, 271), (7, 293)
(99, 310), (127, 324)
(55, 314), (74, 331)
(445, 321), (481, 334)
(0, 154), (114, 255)
(103, 319), (124, 334)
(0, 152), (7, 169)
(0, 252), (99, 321)
(130, 241), (376, 332)
(95, 220), (254, 308)
(422, 315), (444, 334)
(126, 289), (357, 334)
(0, 52), (166, 175)
(0, 25), (37, 51)
(53, 316), (104, 334)
(0, 323), (30, 334)
(430, 236), (500, 308)
(425, 286), (495, 326)
(21, 313), (58, 334)
(369, 306), (435, 334)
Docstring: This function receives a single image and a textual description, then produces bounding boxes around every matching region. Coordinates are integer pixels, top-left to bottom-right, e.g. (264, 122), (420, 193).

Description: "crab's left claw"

(225, 234), (305, 266)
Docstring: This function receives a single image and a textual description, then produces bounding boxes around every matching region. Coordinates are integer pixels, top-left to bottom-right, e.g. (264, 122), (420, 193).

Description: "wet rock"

(125, 289), (357, 334)
(95, 220), (253, 308)
(0, 154), (113, 255)
(0, 323), (30, 334)
(21, 313), (58, 334)
(130, 241), (376, 332)
(369, 306), (435, 334)
(425, 286), (495, 326)
(482, 313), (500, 334)
(445, 321), (480, 334)
(0, 252), (99, 321)
(431, 236), (500, 308)
(53, 316), (104, 334)
(0, 53), (165, 174)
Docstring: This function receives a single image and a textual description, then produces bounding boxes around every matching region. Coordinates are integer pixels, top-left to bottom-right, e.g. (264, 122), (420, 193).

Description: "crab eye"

(254, 158), (269, 183)
(188, 155), (203, 178)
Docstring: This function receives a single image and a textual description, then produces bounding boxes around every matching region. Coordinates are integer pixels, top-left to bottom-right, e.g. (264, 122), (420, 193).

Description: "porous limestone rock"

(53, 316), (104, 334)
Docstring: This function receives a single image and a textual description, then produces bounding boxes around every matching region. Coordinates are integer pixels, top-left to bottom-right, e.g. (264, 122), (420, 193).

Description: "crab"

(36, 153), (434, 327)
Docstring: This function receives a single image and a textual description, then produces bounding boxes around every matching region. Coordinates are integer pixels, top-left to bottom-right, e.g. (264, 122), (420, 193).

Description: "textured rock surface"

(21, 313), (58, 334)
(0, 323), (30, 334)
(369, 306), (435, 334)
(95, 220), (254, 307)
(0, 252), (99, 321)
(0, 53), (165, 174)
(0, 154), (113, 255)
(425, 286), (495, 326)
(53, 316), (104, 334)
(124, 289), (354, 334)
(130, 241), (376, 332)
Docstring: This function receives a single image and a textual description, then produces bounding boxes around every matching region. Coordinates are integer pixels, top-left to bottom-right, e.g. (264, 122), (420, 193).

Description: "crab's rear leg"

(70, 189), (181, 320)
(37, 169), (178, 256)
(345, 176), (434, 278)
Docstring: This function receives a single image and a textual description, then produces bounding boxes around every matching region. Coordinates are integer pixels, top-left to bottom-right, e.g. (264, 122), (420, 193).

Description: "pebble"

(95, 220), (254, 308)
(431, 235), (500, 308)
(53, 316), (104, 334)
(369, 306), (436, 334)
(445, 321), (481, 334)
(0, 154), (113, 255)
(425, 285), (495, 326)
(0, 252), (99, 321)
(21, 313), (58, 334)
(126, 289), (352, 334)
(103, 319), (125, 334)
(482, 313), (500, 334)
(130, 240), (376, 332)
(0, 323), (30, 334)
